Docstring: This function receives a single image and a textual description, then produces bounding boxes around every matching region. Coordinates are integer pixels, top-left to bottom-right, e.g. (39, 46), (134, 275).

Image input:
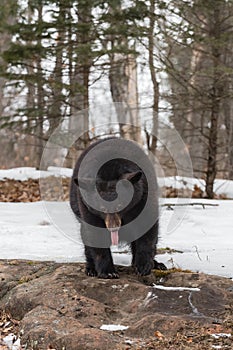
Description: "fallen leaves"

(0, 177), (70, 202)
(0, 179), (40, 202)
(0, 310), (19, 333)
(0, 310), (20, 349)
(154, 330), (164, 339)
(0, 178), (212, 203)
(123, 324), (233, 350)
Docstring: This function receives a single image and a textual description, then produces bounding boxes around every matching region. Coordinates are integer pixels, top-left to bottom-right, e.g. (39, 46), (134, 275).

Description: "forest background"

(0, 0), (233, 199)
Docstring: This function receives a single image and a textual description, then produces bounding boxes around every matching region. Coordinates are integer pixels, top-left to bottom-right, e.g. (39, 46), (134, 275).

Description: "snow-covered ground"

(158, 198), (233, 278)
(0, 166), (73, 181)
(160, 176), (233, 199)
(0, 199), (232, 279)
(0, 167), (232, 279)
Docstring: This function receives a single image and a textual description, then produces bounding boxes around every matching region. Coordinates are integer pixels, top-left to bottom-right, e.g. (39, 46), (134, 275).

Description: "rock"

(21, 306), (114, 350)
(0, 260), (232, 350)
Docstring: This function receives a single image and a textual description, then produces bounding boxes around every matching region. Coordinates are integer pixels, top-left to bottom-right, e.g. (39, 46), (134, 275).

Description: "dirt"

(0, 260), (232, 350)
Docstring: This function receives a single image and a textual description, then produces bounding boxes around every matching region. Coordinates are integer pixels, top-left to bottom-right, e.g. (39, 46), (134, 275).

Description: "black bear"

(70, 137), (166, 278)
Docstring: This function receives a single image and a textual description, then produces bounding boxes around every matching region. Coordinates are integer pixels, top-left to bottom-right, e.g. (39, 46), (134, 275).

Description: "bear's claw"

(86, 267), (98, 277)
(98, 272), (119, 279)
(153, 260), (167, 271)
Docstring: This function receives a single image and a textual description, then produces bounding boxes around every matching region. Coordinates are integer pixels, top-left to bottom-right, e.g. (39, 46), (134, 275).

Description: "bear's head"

(74, 168), (145, 245)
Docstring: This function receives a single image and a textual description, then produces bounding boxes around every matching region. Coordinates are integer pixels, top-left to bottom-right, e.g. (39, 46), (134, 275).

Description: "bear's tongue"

(105, 213), (121, 246)
(111, 230), (119, 246)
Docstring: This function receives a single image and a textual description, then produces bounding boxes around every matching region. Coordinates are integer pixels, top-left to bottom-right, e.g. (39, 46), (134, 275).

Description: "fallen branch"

(162, 202), (219, 210)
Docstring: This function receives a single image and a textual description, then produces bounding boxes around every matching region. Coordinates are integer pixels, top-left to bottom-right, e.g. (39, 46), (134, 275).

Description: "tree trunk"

(223, 25), (233, 179)
(108, 2), (141, 143)
(66, 1), (92, 168)
(0, 0), (16, 118)
(205, 4), (222, 198)
(187, 26), (206, 177)
(206, 97), (219, 198)
(109, 51), (142, 143)
(34, 3), (45, 169)
(47, 0), (65, 136)
(148, 0), (159, 154)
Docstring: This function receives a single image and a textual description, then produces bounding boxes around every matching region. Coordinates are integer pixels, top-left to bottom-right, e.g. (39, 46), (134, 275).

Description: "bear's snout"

(104, 213), (121, 231)
(104, 213), (121, 246)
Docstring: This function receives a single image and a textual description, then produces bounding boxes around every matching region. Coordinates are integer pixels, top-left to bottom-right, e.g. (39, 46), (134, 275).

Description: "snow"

(125, 340), (134, 345)
(153, 284), (200, 292)
(0, 202), (84, 262)
(100, 324), (129, 331)
(0, 166), (72, 181)
(143, 291), (158, 306)
(3, 334), (21, 350)
(211, 333), (231, 339)
(0, 167), (233, 279)
(0, 199), (232, 279)
(158, 198), (233, 278)
(159, 176), (233, 199)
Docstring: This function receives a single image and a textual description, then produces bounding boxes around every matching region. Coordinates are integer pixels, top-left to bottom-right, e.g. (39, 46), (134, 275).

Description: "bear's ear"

(122, 171), (142, 184)
(73, 177), (94, 190)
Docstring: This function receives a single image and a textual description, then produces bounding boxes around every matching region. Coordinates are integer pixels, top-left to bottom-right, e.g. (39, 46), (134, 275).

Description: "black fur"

(70, 138), (166, 278)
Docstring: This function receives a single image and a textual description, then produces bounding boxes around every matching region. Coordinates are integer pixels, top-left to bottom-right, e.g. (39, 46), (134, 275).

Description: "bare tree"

(66, 0), (93, 167)
(158, 0), (233, 197)
(107, 1), (142, 143)
(147, 0), (160, 154)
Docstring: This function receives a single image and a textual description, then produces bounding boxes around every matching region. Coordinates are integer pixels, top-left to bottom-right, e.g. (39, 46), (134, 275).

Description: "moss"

(18, 275), (32, 284)
(157, 247), (183, 254)
(153, 268), (193, 277)
(26, 261), (38, 265)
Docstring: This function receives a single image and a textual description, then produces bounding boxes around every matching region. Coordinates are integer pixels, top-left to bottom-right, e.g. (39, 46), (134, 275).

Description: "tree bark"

(108, 2), (142, 143)
(205, 4), (222, 198)
(66, 1), (92, 168)
(148, 0), (159, 154)
(47, 0), (65, 136)
(34, 2), (45, 169)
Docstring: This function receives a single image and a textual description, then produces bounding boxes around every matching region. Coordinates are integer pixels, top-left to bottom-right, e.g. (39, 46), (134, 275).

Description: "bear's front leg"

(84, 246), (97, 276)
(131, 228), (156, 276)
(131, 226), (167, 275)
(85, 246), (119, 279)
(132, 245), (154, 276)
